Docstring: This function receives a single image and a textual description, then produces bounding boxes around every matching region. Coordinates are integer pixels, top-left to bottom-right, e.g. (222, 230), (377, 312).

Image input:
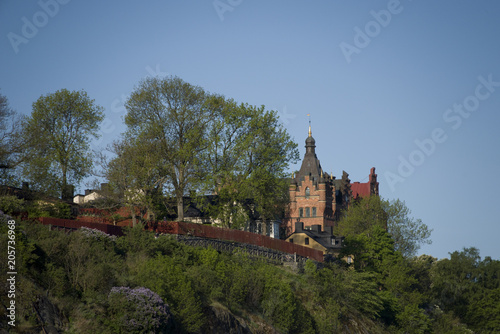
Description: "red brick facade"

(284, 128), (379, 236)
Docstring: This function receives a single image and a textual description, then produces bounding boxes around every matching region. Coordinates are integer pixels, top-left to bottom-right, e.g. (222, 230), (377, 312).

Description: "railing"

(175, 235), (309, 264)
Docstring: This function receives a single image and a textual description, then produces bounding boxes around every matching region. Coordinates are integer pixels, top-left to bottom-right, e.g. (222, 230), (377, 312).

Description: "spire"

(305, 113), (316, 154)
(307, 113), (311, 137)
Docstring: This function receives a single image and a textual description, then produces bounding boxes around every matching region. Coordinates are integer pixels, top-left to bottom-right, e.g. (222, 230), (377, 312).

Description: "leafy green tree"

(431, 248), (481, 320)
(19, 89), (104, 198)
(135, 255), (206, 332)
(336, 195), (388, 237)
(384, 199), (432, 258)
(396, 303), (431, 334)
(466, 287), (500, 333)
(201, 98), (299, 228)
(0, 194), (25, 214)
(101, 138), (165, 225)
(123, 76), (299, 224)
(340, 225), (397, 271)
(124, 76), (212, 221)
(337, 196), (431, 259)
(431, 248), (500, 333)
(0, 92), (22, 184)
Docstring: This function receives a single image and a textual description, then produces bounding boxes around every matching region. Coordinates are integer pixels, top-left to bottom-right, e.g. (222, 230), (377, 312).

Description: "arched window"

(305, 187), (310, 199)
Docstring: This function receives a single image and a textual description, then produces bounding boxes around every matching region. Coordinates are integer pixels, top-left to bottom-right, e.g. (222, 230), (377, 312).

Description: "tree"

(0, 92), (22, 184)
(431, 247), (500, 332)
(384, 199), (432, 258)
(101, 138), (166, 225)
(123, 76), (299, 223)
(200, 98), (299, 228)
(336, 196), (432, 259)
(336, 195), (388, 237)
(124, 76), (212, 221)
(20, 89), (104, 198)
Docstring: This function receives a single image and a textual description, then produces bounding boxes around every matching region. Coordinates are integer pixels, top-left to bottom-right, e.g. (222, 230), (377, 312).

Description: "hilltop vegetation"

(1, 209), (499, 333)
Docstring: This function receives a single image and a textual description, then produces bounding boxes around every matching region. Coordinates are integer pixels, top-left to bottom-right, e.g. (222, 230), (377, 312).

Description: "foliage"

(8, 220), (500, 333)
(19, 89), (104, 198)
(199, 98), (299, 228)
(123, 76), (212, 222)
(135, 255), (206, 332)
(99, 138), (164, 226)
(0, 91), (22, 184)
(80, 226), (117, 242)
(0, 194), (25, 214)
(337, 196), (432, 259)
(431, 248), (500, 333)
(26, 200), (72, 219)
(121, 76), (298, 224)
(384, 199), (432, 258)
(107, 286), (174, 333)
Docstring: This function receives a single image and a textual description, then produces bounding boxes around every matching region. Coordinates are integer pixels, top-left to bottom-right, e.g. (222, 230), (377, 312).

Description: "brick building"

(284, 125), (379, 235)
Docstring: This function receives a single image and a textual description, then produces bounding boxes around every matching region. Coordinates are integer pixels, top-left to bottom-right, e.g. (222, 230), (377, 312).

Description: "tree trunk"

(61, 164), (67, 199)
(176, 195), (184, 222)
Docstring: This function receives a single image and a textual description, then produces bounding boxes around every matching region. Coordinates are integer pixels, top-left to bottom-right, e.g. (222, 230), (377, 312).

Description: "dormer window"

(305, 187), (310, 199)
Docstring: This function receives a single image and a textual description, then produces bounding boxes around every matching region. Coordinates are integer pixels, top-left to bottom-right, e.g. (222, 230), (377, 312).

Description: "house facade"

(284, 125), (379, 236)
(286, 221), (344, 257)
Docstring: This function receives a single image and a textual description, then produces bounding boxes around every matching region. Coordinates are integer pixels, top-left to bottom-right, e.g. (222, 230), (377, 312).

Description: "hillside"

(1, 213), (499, 333)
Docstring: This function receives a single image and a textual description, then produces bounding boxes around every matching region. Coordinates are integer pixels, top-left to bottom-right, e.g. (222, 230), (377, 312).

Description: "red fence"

(38, 217), (124, 237)
(153, 221), (324, 262)
(36, 218), (324, 262)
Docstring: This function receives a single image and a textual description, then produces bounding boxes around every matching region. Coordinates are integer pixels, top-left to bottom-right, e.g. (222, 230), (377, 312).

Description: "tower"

(286, 124), (336, 234)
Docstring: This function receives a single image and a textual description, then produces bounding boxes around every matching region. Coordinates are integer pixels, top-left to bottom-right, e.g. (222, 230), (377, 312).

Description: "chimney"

(310, 225), (321, 233)
(295, 221), (304, 232)
(62, 184), (74, 202)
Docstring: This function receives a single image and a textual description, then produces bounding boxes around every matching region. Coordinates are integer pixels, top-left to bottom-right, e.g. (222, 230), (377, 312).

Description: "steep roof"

(294, 127), (330, 185)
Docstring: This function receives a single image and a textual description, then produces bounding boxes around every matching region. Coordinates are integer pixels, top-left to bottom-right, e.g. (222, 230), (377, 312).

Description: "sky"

(1, 0), (499, 260)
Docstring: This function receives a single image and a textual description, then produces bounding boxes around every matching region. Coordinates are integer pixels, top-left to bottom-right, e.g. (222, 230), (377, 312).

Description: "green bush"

(0, 194), (25, 214)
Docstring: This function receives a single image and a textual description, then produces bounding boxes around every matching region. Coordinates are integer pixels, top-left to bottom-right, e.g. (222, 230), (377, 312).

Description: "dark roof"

(294, 132), (330, 186)
(291, 222), (343, 250)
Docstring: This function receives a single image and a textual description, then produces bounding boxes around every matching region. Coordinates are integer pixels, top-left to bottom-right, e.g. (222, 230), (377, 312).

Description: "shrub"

(107, 286), (174, 333)
(80, 227), (117, 242)
(0, 195), (25, 215)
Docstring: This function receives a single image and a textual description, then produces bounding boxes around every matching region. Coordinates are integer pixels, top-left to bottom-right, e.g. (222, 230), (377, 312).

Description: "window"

(312, 207), (316, 217)
(305, 207), (310, 217)
(305, 187), (310, 199)
(289, 238), (294, 243)
(305, 238), (309, 245)
(347, 256), (353, 264)
(299, 208), (303, 217)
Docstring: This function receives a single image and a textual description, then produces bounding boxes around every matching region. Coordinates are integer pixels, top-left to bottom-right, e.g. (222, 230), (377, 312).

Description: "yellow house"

(286, 222), (344, 259)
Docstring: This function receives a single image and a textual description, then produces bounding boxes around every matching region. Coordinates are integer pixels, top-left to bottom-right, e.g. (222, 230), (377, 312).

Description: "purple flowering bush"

(107, 286), (174, 333)
(80, 226), (117, 242)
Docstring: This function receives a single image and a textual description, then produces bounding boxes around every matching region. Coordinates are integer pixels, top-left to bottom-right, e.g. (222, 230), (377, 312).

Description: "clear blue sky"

(2, 0), (500, 260)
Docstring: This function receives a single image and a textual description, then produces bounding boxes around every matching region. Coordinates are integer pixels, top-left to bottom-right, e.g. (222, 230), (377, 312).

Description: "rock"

(203, 304), (251, 334)
(33, 295), (64, 333)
